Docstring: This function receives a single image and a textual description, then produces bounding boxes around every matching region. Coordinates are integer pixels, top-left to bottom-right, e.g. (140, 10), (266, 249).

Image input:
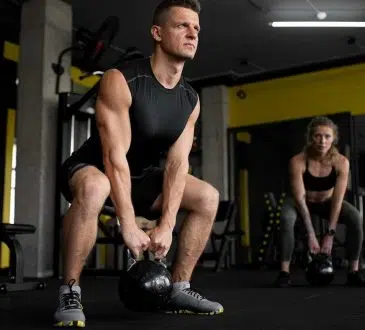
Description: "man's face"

(152, 6), (200, 60)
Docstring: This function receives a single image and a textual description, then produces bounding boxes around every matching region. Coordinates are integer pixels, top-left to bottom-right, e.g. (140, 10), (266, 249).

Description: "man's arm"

(289, 156), (316, 237)
(328, 156), (350, 231)
(94, 69), (135, 227)
(159, 98), (201, 230)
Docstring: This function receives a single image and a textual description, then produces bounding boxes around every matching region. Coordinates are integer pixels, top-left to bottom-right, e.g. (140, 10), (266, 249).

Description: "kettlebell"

(305, 252), (335, 286)
(118, 247), (173, 311)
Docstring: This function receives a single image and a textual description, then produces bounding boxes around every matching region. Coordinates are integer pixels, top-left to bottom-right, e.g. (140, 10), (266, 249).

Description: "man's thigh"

(151, 173), (217, 213)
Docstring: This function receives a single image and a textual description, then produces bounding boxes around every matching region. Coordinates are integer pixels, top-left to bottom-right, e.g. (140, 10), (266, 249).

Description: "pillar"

(15, 0), (72, 278)
(201, 86), (229, 200)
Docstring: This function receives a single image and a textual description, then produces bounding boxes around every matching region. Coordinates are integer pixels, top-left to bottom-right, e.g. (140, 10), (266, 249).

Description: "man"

(275, 116), (365, 288)
(54, 0), (223, 327)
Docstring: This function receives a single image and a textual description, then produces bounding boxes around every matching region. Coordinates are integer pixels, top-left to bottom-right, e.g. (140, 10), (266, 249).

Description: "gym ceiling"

(2, 0), (365, 79)
(69, 0), (365, 79)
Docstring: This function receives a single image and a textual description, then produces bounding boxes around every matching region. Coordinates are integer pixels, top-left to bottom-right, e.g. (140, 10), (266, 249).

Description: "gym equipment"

(200, 200), (243, 272)
(305, 253), (335, 286)
(52, 15), (120, 94)
(118, 247), (173, 311)
(257, 192), (285, 267)
(0, 223), (46, 293)
(75, 16), (119, 73)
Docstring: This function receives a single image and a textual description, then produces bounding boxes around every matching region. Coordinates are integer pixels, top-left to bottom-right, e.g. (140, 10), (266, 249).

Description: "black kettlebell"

(305, 252), (335, 286)
(118, 247), (173, 311)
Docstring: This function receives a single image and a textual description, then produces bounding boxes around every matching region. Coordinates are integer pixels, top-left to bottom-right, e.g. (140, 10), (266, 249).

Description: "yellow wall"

(228, 62), (365, 127)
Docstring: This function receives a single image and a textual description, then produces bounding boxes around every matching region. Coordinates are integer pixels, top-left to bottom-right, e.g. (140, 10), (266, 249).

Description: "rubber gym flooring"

(1, 267), (365, 330)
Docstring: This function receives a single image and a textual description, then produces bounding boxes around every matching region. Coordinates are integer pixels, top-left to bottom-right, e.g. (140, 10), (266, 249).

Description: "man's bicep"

(96, 99), (131, 159)
(95, 69), (132, 163)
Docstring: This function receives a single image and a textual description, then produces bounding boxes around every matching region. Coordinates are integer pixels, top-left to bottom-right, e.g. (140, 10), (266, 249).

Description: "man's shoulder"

(181, 77), (198, 94)
(180, 77), (199, 107)
(114, 57), (150, 83)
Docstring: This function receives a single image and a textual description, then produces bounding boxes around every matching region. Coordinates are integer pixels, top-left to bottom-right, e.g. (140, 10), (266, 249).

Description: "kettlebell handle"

(307, 251), (332, 264)
(123, 246), (136, 271)
(122, 246), (167, 271)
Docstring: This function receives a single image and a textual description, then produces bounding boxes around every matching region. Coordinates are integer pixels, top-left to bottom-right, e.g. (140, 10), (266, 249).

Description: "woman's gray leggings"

(280, 197), (363, 261)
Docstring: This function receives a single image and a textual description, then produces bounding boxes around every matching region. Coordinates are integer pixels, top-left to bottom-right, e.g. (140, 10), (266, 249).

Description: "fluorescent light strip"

(270, 21), (365, 27)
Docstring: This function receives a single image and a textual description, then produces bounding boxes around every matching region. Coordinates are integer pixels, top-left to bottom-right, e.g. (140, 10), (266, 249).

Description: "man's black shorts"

(59, 153), (163, 220)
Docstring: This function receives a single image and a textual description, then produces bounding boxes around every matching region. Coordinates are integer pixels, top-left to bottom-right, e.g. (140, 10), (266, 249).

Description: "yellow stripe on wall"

(3, 41), (100, 89)
(229, 63), (365, 127)
(3, 41), (19, 62)
(236, 131), (251, 144)
(240, 169), (251, 263)
(1, 109), (16, 269)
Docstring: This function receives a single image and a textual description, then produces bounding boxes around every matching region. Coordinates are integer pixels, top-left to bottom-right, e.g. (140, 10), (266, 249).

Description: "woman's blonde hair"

(304, 116), (339, 160)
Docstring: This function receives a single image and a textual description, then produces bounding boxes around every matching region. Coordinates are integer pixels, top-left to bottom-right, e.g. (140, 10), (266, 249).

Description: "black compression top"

(74, 57), (199, 176)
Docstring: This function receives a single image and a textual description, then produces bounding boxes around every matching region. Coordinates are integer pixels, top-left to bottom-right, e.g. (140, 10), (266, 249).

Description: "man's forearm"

(160, 160), (189, 230)
(295, 197), (316, 236)
(104, 158), (135, 227)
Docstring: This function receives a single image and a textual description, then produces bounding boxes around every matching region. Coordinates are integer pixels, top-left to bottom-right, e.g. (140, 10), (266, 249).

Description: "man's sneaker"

(274, 271), (292, 288)
(347, 271), (365, 287)
(54, 279), (86, 328)
(164, 287), (224, 315)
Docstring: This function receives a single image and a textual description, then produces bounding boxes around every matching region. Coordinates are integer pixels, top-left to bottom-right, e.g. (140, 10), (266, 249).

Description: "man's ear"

(151, 25), (162, 42)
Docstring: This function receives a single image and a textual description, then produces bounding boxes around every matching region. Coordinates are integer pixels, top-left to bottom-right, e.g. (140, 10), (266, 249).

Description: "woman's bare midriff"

(306, 189), (333, 203)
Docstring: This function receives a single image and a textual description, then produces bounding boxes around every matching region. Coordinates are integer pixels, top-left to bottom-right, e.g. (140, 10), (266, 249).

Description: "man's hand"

(308, 234), (320, 254)
(120, 223), (150, 259)
(321, 235), (334, 255)
(147, 224), (173, 260)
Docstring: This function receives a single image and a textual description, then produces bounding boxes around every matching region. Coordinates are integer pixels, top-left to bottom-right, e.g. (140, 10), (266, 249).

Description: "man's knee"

(71, 168), (111, 212)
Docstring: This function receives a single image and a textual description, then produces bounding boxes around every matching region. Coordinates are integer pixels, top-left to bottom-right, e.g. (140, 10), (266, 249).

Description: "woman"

(275, 116), (365, 287)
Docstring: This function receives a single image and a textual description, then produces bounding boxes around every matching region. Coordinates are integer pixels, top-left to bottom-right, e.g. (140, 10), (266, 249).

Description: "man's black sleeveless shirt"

(74, 57), (199, 176)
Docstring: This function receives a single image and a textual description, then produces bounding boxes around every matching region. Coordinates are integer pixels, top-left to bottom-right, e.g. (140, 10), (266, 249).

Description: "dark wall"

(0, 1), (20, 42)
(353, 115), (365, 188)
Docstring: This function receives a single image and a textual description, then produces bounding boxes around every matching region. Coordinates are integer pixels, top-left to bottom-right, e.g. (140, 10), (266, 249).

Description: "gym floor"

(1, 267), (364, 330)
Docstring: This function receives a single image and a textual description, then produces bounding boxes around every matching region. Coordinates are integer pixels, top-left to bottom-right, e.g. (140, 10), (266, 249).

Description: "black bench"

(0, 223), (46, 293)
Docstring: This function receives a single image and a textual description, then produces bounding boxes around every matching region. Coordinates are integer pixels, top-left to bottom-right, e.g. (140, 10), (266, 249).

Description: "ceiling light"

(270, 21), (365, 28)
(305, 0), (327, 20)
(316, 11), (327, 20)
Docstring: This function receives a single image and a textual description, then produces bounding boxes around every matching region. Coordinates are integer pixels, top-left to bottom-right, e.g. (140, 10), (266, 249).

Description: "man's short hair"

(153, 0), (201, 25)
